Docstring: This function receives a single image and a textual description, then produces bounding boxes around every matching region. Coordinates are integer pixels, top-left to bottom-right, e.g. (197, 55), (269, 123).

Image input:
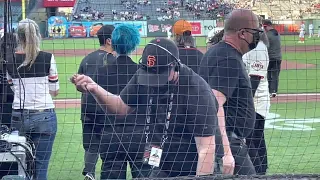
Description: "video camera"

(0, 125), (35, 180)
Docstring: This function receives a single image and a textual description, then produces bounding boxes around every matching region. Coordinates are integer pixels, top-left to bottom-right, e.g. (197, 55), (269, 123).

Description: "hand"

(111, 51), (118, 57)
(71, 74), (97, 93)
(222, 153), (235, 175)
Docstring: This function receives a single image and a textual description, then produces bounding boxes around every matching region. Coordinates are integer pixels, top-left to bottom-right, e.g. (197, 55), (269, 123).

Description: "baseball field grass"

(41, 36), (320, 50)
(54, 51), (320, 99)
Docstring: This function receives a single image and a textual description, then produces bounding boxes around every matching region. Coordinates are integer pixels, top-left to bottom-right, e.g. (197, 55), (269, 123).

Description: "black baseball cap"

(262, 19), (272, 26)
(137, 38), (179, 87)
(97, 25), (115, 45)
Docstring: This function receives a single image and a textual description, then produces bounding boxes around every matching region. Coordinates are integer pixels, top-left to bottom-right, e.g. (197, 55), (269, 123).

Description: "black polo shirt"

(198, 42), (255, 138)
(120, 65), (218, 176)
(78, 50), (116, 120)
(178, 46), (203, 74)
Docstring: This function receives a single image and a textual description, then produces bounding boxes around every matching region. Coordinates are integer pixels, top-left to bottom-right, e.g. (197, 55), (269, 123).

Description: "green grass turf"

(48, 102), (320, 179)
(281, 35), (320, 46)
(41, 37), (208, 50)
(266, 102), (320, 174)
(278, 52), (320, 93)
(42, 35), (320, 51)
(55, 51), (319, 99)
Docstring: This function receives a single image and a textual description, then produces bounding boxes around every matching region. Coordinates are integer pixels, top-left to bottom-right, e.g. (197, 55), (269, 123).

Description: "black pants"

(268, 58), (282, 94)
(100, 125), (152, 179)
(246, 113), (268, 175)
(81, 114), (105, 176)
(215, 129), (256, 175)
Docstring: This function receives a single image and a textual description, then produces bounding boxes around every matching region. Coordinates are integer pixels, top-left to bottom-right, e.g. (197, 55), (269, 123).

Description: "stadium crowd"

(69, 0), (320, 22)
(72, 6), (105, 21)
(71, 0), (240, 21)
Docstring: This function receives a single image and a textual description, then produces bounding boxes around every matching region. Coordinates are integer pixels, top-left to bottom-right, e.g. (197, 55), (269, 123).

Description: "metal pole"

(22, 0), (26, 19)
(1, 0), (9, 108)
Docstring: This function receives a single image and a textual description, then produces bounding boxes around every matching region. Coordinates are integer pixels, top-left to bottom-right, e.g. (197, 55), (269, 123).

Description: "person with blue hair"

(78, 24), (117, 180)
(111, 23), (140, 55)
(93, 24), (152, 180)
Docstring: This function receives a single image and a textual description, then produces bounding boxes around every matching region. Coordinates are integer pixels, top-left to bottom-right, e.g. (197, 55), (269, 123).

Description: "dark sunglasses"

(242, 28), (263, 34)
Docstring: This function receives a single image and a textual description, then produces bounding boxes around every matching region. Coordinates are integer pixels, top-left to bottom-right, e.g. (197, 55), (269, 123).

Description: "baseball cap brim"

(136, 67), (170, 87)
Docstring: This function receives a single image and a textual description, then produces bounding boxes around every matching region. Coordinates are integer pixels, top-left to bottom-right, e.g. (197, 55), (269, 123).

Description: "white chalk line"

(53, 93), (320, 103)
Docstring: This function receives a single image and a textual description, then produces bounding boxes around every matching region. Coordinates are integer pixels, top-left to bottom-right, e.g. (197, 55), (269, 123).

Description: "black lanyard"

(145, 88), (175, 149)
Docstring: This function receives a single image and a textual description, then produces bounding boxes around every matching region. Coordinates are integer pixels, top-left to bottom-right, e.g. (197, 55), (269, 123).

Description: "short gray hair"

(174, 35), (195, 47)
(17, 18), (41, 67)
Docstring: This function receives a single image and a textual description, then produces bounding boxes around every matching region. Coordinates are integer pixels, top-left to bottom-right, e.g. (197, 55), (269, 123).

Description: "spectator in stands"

(263, 19), (282, 98)
(72, 38), (218, 178)
(199, 9), (260, 175)
(77, 25), (116, 180)
(172, 19), (203, 74)
(7, 19), (59, 180)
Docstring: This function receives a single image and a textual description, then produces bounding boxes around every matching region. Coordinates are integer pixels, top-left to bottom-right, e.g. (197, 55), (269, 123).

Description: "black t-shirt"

(95, 55), (139, 125)
(78, 50), (116, 120)
(198, 42), (255, 138)
(178, 46), (203, 74)
(120, 65), (218, 176)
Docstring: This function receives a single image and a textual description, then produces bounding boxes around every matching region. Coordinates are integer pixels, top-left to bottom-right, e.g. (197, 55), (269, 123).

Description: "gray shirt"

(266, 29), (282, 60)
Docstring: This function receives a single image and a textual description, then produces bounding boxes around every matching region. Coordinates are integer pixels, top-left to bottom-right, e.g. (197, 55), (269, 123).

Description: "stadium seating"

(70, 0), (320, 21)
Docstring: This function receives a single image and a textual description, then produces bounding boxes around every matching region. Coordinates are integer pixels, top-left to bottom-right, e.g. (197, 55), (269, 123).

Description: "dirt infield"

(54, 94), (320, 109)
(282, 45), (320, 52)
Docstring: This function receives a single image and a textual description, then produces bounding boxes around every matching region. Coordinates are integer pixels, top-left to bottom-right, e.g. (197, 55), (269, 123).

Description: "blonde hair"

(17, 18), (41, 67)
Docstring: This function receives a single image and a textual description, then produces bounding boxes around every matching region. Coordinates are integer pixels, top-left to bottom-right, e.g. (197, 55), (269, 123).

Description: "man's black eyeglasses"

(242, 28), (263, 34)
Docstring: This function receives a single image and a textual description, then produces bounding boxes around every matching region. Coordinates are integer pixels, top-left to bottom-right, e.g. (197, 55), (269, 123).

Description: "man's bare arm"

(195, 136), (215, 176)
(212, 89), (235, 175)
(73, 74), (133, 116)
(90, 85), (133, 116)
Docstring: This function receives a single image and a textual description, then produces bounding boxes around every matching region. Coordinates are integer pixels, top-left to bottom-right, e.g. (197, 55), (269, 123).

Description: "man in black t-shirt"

(72, 38), (218, 178)
(77, 25), (116, 179)
(199, 9), (261, 175)
(172, 19), (203, 74)
(262, 19), (282, 97)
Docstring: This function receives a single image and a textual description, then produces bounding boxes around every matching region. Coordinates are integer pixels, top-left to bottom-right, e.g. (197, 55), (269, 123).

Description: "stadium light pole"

(22, 0), (26, 19)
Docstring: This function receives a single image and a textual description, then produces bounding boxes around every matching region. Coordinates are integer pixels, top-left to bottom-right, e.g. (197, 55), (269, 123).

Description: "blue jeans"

(11, 109), (57, 180)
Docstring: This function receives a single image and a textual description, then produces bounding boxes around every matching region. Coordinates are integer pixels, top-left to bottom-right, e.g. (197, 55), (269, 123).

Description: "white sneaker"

(84, 173), (95, 180)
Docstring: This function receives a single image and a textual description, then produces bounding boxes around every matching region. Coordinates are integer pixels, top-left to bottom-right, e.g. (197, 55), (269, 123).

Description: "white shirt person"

(242, 40), (270, 175)
(243, 41), (270, 118)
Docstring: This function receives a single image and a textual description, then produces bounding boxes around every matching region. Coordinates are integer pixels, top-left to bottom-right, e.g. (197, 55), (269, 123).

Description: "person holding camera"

(6, 19), (59, 180)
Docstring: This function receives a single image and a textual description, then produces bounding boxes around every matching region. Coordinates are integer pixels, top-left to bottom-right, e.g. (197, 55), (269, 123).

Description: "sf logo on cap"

(147, 55), (156, 67)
